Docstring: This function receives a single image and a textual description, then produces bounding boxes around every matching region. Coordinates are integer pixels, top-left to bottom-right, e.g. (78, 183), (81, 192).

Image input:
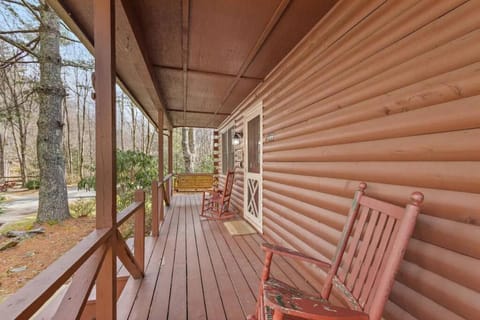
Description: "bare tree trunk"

(63, 98), (73, 176)
(188, 127), (195, 170)
(36, 2), (70, 222)
(0, 66), (32, 187)
(79, 89), (86, 180)
(182, 127), (193, 173)
(0, 132), (4, 178)
(119, 93), (124, 151)
(130, 104), (136, 151)
(141, 116), (145, 153)
(75, 71), (88, 180)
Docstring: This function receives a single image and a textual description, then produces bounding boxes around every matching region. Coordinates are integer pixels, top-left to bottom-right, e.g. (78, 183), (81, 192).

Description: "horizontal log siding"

(218, 118), (244, 216)
(219, 1), (480, 319)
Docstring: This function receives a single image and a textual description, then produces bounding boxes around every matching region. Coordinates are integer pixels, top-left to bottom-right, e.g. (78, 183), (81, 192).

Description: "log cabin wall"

(218, 117), (245, 216)
(218, 0), (480, 319)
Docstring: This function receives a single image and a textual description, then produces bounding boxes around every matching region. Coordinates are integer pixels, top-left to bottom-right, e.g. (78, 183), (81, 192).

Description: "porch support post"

(168, 129), (173, 197)
(94, 0), (116, 318)
(158, 111), (164, 223)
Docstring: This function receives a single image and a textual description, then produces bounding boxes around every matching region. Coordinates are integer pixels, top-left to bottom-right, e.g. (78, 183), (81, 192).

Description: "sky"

(0, 0), (141, 119)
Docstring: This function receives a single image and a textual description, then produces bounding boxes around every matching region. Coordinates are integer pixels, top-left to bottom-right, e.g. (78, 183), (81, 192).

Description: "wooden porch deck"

(118, 193), (317, 320)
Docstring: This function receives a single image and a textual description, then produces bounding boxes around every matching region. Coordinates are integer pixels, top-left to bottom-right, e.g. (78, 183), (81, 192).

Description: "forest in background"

(0, 0), (213, 221)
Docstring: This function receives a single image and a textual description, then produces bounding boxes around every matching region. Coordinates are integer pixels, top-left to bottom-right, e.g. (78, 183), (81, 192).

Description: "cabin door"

(244, 103), (262, 232)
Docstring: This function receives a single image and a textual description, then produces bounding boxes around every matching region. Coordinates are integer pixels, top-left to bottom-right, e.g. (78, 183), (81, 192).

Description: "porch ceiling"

(48, 0), (335, 129)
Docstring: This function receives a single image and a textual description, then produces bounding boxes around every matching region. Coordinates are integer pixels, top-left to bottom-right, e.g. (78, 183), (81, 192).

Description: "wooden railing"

(0, 190), (146, 319)
(151, 173), (173, 237)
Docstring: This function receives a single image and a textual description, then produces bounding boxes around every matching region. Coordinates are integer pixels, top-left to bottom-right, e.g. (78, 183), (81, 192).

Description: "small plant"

(0, 195), (5, 215)
(70, 199), (96, 218)
(78, 176), (95, 191)
(25, 179), (40, 190)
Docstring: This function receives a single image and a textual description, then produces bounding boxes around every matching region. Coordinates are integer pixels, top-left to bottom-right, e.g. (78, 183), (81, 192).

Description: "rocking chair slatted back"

(223, 170), (235, 197)
(321, 183), (423, 319)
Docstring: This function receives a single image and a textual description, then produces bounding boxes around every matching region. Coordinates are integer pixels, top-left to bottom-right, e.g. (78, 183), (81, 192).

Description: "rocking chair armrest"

(262, 243), (331, 270)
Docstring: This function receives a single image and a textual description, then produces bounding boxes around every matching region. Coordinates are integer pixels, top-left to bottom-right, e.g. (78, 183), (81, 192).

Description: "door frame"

(243, 101), (263, 233)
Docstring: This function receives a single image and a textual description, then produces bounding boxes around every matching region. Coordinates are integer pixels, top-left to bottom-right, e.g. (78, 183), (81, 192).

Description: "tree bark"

(119, 93), (124, 151)
(130, 104), (136, 151)
(0, 132), (4, 178)
(182, 127), (193, 173)
(63, 97), (72, 176)
(36, 2), (70, 222)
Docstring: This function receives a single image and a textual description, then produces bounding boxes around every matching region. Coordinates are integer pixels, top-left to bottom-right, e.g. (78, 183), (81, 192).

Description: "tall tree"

(181, 127), (193, 173)
(0, 63), (36, 186)
(36, 2), (69, 221)
(130, 103), (136, 151)
(0, 0), (71, 221)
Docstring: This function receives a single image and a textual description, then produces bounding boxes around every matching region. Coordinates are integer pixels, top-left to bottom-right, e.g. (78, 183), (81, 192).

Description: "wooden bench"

(174, 173), (215, 192)
(250, 182), (424, 320)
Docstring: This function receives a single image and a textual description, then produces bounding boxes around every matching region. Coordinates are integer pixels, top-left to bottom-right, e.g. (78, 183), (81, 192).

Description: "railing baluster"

(134, 190), (145, 272)
(151, 180), (159, 237)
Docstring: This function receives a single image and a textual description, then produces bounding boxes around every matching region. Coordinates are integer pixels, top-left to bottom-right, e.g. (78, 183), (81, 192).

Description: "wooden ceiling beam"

(181, 0), (191, 126)
(152, 64), (263, 81)
(119, 0), (173, 130)
(167, 108), (230, 116)
(212, 0), (291, 122)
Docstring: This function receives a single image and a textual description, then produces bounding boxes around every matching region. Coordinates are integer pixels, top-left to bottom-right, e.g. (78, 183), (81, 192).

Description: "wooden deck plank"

(200, 216), (245, 319)
(116, 193), (318, 319)
(208, 219), (256, 315)
(165, 194), (187, 320)
(191, 193), (227, 320)
(146, 195), (182, 319)
(215, 218), (261, 295)
(185, 194), (208, 319)
(126, 195), (178, 320)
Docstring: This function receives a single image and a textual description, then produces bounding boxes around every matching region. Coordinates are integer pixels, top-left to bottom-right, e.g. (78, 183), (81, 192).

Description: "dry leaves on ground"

(0, 217), (95, 301)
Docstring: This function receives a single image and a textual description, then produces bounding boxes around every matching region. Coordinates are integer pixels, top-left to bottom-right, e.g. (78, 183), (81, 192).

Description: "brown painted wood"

(118, 0), (171, 127)
(208, 219), (257, 315)
(132, 197), (179, 319)
(134, 190), (145, 272)
(116, 237), (162, 319)
(0, 229), (111, 318)
(52, 244), (108, 320)
(214, 0), (290, 115)
(167, 129), (173, 197)
(191, 194), (227, 320)
(93, 0), (117, 318)
(116, 201), (143, 226)
(114, 194), (320, 319)
(151, 180), (159, 237)
(116, 230), (143, 279)
(158, 110), (165, 223)
(185, 195), (208, 319)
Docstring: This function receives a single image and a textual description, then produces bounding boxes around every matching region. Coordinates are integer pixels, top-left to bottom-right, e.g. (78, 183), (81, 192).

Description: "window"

(222, 127), (235, 174)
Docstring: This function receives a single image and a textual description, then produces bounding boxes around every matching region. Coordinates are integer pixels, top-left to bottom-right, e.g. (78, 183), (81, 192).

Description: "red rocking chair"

(200, 170), (235, 220)
(250, 182), (423, 320)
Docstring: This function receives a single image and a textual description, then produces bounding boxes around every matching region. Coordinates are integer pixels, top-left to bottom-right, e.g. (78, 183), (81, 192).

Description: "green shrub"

(25, 179), (40, 190)
(78, 176), (95, 191)
(70, 199), (96, 218)
(0, 195), (5, 215)
(78, 150), (157, 236)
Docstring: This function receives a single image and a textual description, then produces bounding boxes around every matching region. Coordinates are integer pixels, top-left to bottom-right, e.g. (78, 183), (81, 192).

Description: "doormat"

(224, 220), (257, 236)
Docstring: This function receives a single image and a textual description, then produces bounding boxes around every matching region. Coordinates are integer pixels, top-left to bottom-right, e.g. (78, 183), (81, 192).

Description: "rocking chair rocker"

(249, 182), (423, 320)
(200, 170), (235, 220)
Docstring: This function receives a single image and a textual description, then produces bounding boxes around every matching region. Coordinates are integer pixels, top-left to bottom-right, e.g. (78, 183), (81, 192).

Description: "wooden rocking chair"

(249, 182), (423, 320)
(200, 170), (235, 219)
